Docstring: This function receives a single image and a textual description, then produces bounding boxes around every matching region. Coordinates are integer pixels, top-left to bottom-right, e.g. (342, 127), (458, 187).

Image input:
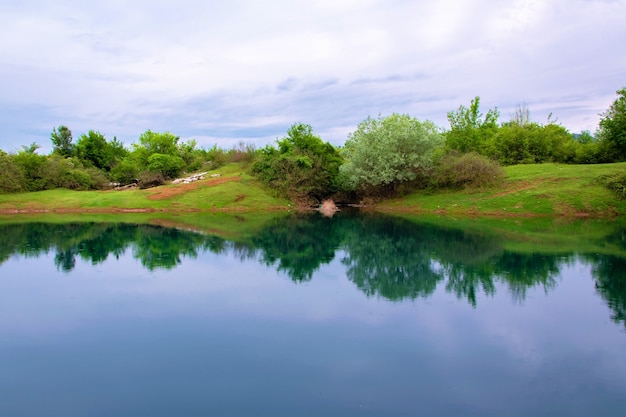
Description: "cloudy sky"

(1, 0), (625, 153)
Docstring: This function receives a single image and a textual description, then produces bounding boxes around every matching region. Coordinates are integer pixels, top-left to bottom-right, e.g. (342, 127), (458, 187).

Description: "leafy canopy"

(598, 87), (626, 161)
(445, 96), (499, 154)
(340, 113), (443, 192)
(50, 125), (74, 157)
(252, 123), (343, 202)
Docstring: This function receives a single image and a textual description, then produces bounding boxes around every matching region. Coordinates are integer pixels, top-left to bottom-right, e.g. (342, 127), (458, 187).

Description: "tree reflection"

(341, 214), (443, 300)
(1, 216), (626, 322)
(0, 222), (228, 272)
(590, 254), (626, 328)
(251, 213), (343, 282)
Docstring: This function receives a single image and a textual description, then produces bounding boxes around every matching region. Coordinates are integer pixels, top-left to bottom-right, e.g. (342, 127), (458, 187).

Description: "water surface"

(0, 214), (625, 416)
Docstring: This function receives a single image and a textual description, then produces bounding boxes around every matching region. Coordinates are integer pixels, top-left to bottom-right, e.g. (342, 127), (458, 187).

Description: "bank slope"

(377, 163), (626, 217)
(0, 164), (290, 213)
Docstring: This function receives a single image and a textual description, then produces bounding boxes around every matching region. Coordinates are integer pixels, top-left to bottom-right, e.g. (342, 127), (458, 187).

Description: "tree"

(134, 130), (180, 161)
(340, 114), (443, 193)
(50, 125), (74, 157)
(0, 151), (25, 193)
(75, 131), (128, 171)
(147, 153), (185, 179)
(12, 145), (49, 191)
(251, 123), (342, 202)
(445, 97), (499, 154)
(597, 87), (626, 161)
(75, 130), (109, 170)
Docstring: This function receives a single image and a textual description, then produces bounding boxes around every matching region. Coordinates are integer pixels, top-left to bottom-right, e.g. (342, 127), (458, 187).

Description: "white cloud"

(0, 0), (625, 151)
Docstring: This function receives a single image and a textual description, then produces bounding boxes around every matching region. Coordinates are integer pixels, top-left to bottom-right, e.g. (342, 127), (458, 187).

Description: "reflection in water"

(1, 215), (626, 327)
(251, 214), (343, 282)
(590, 254), (626, 327)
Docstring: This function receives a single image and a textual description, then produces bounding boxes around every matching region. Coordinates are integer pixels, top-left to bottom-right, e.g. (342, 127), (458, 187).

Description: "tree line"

(1, 87), (625, 201)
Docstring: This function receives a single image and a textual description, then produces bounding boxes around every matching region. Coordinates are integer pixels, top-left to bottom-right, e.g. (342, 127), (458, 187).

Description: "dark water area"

(0, 213), (625, 416)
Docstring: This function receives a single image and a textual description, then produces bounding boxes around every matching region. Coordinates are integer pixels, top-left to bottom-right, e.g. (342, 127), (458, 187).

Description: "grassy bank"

(0, 163), (290, 214)
(378, 162), (626, 217)
(1, 162), (625, 217)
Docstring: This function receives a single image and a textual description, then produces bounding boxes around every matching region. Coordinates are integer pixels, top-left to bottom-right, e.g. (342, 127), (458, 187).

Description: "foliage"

(484, 120), (575, 165)
(138, 171), (166, 189)
(109, 156), (140, 184)
(12, 148), (50, 191)
(432, 152), (504, 189)
(597, 87), (626, 161)
(0, 151), (25, 193)
(133, 130), (180, 165)
(445, 96), (499, 154)
(251, 123), (342, 202)
(146, 153), (185, 179)
(229, 141), (257, 164)
(75, 130), (128, 171)
(596, 171), (626, 199)
(340, 114), (443, 194)
(203, 145), (229, 169)
(50, 125), (74, 157)
(45, 156), (91, 190)
(178, 139), (204, 172)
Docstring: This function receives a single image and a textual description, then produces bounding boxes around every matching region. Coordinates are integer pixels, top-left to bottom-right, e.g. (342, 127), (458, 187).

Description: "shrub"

(137, 171), (165, 189)
(251, 123), (342, 202)
(432, 152), (504, 189)
(229, 141), (257, 164)
(597, 172), (626, 199)
(147, 153), (185, 179)
(340, 114), (443, 194)
(0, 152), (25, 193)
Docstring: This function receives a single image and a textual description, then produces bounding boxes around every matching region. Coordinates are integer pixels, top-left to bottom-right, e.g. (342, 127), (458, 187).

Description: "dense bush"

(432, 152), (504, 189)
(146, 153), (185, 179)
(597, 172), (626, 199)
(340, 114), (443, 195)
(597, 87), (626, 161)
(0, 151), (25, 193)
(252, 123), (342, 203)
(138, 171), (165, 189)
(229, 141), (257, 164)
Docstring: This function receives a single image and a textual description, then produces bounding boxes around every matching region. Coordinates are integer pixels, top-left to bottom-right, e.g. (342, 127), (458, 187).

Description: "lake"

(0, 212), (625, 417)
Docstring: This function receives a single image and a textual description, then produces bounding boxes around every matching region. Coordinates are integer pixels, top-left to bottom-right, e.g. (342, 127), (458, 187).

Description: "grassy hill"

(1, 162), (625, 217)
(0, 163), (290, 214)
(378, 162), (626, 217)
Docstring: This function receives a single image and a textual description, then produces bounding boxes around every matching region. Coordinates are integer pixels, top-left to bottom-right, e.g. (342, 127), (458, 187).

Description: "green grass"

(0, 163), (290, 213)
(379, 162), (626, 217)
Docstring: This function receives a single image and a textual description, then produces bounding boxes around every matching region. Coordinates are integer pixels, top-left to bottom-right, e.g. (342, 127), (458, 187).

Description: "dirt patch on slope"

(147, 176), (240, 200)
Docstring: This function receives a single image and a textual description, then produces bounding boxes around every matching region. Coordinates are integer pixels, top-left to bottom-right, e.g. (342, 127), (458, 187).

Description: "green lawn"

(378, 162), (626, 217)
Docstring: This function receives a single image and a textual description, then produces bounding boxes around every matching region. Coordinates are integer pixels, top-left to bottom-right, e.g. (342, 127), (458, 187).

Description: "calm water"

(0, 213), (625, 417)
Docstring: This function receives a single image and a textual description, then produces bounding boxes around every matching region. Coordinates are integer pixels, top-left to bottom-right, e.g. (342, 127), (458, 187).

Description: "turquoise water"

(0, 214), (625, 416)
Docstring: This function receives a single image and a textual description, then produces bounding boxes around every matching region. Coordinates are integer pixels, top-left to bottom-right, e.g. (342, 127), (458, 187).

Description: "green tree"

(75, 131), (128, 172)
(445, 96), (499, 154)
(133, 130), (180, 165)
(147, 153), (185, 179)
(597, 87), (626, 161)
(50, 125), (74, 157)
(251, 123), (342, 202)
(12, 145), (50, 191)
(0, 151), (25, 193)
(340, 114), (443, 193)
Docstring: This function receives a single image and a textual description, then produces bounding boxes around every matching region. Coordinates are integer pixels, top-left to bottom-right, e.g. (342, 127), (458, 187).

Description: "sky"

(1, 0), (625, 153)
